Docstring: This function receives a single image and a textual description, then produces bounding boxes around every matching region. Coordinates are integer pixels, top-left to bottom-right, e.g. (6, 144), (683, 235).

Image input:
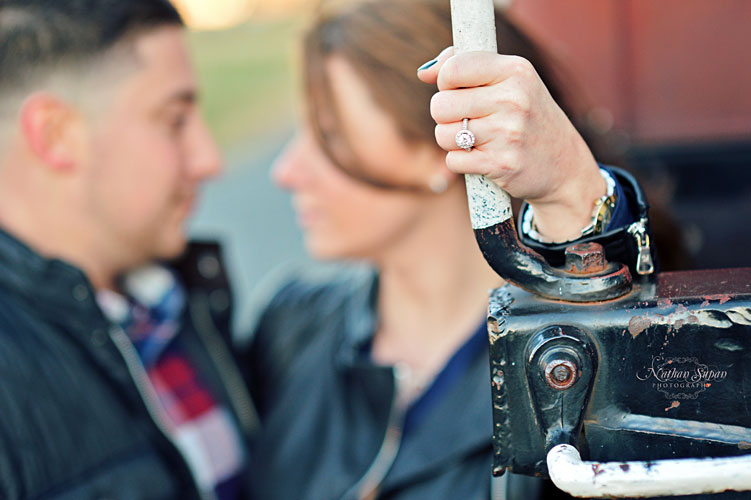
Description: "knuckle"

(430, 92), (450, 123)
(430, 92), (441, 120)
(445, 151), (461, 172)
(487, 118), (504, 138)
(512, 92), (532, 115)
(504, 116), (527, 143)
(508, 55), (535, 78)
(438, 56), (460, 89)
(493, 88), (531, 118)
(435, 124), (452, 151)
(499, 149), (521, 173)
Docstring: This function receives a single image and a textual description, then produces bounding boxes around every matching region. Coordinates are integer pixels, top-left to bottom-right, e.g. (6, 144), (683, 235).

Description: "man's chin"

(154, 235), (189, 262)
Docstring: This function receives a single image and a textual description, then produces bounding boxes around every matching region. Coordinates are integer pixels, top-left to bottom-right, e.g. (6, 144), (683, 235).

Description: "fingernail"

(417, 59), (437, 72)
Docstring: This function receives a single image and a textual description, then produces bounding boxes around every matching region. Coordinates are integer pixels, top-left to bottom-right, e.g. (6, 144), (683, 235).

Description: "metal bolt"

(565, 242), (606, 274)
(552, 365), (570, 382)
(544, 359), (578, 390)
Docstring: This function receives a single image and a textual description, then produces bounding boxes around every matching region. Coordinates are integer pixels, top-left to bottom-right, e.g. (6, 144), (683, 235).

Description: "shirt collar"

(97, 264), (186, 367)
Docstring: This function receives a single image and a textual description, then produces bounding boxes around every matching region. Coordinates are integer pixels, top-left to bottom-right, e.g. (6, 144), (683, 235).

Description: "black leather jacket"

(244, 269), (548, 500)
(0, 230), (257, 500)
(243, 169), (652, 500)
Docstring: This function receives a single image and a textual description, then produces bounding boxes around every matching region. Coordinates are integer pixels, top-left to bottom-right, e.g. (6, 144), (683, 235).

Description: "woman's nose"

(271, 132), (310, 191)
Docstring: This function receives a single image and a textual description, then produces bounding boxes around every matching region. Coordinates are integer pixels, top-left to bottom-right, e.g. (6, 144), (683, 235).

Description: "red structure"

(508, 0), (751, 270)
(509, 0), (751, 146)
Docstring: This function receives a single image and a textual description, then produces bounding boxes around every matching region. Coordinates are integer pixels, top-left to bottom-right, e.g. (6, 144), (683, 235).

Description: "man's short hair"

(0, 0), (184, 96)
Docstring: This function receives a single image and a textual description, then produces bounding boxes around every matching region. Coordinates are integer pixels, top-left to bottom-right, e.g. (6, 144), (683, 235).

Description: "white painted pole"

(548, 443), (751, 498)
(450, 0), (512, 230)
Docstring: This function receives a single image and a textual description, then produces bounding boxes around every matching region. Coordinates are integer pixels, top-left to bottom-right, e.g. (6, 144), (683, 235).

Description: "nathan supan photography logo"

(637, 356), (728, 399)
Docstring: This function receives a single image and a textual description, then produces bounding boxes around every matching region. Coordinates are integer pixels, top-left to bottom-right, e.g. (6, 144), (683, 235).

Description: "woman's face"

(272, 56), (444, 261)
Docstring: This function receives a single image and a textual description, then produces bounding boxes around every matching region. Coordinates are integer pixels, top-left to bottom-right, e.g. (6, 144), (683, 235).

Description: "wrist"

(523, 168), (616, 244)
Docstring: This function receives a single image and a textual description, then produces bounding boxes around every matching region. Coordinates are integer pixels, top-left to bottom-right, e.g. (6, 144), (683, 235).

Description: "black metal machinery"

(449, 1), (751, 497)
(487, 250), (751, 498)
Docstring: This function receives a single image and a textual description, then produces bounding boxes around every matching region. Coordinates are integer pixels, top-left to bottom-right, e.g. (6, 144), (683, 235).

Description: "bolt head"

(565, 242), (606, 274)
(544, 359), (578, 390)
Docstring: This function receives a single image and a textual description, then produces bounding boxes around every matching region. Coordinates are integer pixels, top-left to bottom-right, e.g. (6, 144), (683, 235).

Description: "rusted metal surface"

(657, 268), (751, 299)
(451, 0), (631, 304)
(565, 242), (607, 274)
(488, 267), (751, 494)
(525, 325), (597, 451)
(475, 219), (632, 302)
(545, 359), (578, 390)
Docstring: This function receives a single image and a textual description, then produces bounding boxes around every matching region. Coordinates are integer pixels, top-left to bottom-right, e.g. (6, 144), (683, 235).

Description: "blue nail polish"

(417, 59), (437, 72)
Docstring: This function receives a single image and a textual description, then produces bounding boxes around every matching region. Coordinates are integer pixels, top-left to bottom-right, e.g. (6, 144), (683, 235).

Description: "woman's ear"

(419, 145), (458, 194)
(19, 92), (82, 172)
(428, 167), (460, 194)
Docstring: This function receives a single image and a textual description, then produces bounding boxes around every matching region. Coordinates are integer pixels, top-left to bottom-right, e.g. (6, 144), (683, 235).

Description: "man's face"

(81, 26), (221, 269)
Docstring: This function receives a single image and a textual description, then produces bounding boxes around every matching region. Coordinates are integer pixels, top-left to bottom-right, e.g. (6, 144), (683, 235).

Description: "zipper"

(339, 366), (408, 500)
(627, 217), (655, 275)
(107, 324), (214, 500)
(188, 292), (260, 436)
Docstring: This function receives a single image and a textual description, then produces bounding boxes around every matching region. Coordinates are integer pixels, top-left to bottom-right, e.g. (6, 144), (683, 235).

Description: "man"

(0, 1), (256, 498)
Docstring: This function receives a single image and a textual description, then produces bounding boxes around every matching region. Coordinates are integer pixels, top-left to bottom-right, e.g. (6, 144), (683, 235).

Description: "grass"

(188, 17), (304, 150)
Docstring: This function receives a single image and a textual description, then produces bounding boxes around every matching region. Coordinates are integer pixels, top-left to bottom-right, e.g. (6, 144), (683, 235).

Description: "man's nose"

(188, 116), (223, 181)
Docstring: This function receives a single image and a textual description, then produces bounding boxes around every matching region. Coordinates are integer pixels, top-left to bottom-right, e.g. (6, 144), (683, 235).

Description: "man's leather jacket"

(0, 230), (256, 500)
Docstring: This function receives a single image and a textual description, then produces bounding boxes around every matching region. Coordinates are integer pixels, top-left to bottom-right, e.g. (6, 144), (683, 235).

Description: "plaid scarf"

(98, 265), (244, 500)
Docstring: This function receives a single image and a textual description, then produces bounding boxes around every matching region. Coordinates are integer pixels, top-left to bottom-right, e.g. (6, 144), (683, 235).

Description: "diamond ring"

(455, 118), (476, 152)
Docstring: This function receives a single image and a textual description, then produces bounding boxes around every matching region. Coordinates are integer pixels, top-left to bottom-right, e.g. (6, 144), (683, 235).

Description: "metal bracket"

(525, 326), (598, 455)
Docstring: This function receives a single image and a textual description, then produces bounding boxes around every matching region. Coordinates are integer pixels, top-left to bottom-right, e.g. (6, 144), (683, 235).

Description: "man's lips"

(178, 193), (197, 216)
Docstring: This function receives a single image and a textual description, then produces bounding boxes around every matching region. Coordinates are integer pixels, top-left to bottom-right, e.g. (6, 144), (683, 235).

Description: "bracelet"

(522, 168), (617, 244)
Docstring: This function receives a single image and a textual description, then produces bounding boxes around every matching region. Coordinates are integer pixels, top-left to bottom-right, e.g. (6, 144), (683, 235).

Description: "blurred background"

(177, 0), (311, 333)
(180, 0), (751, 333)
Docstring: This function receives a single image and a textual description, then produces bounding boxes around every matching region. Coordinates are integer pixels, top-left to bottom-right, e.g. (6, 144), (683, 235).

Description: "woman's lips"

(293, 200), (321, 228)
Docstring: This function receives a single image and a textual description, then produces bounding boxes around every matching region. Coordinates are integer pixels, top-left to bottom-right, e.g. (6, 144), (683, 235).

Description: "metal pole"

(450, 0), (513, 231)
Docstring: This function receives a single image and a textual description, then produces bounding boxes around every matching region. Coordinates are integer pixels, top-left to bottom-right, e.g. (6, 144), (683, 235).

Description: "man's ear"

(19, 92), (83, 171)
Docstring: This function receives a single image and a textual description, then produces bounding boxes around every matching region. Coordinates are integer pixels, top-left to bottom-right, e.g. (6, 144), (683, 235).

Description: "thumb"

(416, 46), (454, 85)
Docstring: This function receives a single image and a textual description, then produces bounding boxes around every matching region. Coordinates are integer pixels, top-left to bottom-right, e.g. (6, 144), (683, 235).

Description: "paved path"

(189, 130), (311, 334)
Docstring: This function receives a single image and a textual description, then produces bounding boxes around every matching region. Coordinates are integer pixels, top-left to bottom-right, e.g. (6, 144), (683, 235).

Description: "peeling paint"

(726, 308), (751, 325)
(628, 306), (751, 337)
(665, 401), (680, 412)
(465, 174), (511, 229)
(548, 443), (751, 497)
(628, 316), (652, 338)
(657, 298), (673, 309)
(703, 294), (732, 305)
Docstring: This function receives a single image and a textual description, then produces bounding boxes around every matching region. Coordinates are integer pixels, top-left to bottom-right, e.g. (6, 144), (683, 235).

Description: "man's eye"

(169, 113), (188, 132)
(164, 111), (189, 134)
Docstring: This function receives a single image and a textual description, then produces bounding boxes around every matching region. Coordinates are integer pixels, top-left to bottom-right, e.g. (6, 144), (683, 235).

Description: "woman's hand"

(418, 48), (606, 243)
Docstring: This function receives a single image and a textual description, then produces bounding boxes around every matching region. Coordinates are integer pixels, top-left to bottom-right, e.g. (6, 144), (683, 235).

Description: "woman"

(243, 1), (650, 499)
